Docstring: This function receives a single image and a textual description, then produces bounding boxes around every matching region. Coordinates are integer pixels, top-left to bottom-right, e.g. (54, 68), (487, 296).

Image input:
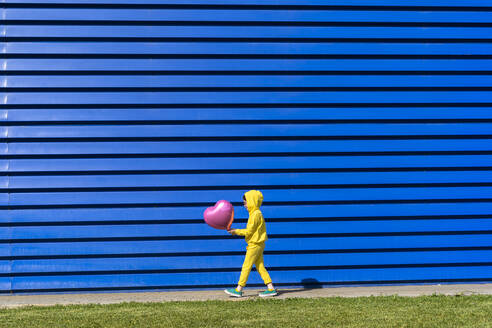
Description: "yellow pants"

(238, 243), (272, 287)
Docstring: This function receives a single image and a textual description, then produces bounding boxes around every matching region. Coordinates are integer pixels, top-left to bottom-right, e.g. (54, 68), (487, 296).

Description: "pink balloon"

(204, 200), (234, 230)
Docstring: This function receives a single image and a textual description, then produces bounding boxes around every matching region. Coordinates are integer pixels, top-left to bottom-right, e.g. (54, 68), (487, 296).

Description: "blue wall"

(1, 0), (492, 294)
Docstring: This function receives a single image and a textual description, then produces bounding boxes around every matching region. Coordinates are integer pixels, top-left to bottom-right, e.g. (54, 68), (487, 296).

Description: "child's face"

(243, 199), (247, 209)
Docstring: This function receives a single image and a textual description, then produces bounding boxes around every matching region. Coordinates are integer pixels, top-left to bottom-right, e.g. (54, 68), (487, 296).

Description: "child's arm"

(233, 212), (259, 237)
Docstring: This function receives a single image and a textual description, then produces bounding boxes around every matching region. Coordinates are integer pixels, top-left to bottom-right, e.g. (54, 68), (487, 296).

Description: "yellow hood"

(244, 190), (263, 213)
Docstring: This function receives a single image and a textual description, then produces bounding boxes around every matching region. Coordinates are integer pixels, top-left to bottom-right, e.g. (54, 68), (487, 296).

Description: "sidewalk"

(0, 283), (491, 308)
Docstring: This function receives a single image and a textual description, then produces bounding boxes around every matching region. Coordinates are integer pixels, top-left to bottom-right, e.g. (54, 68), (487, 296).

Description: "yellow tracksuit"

(233, 190), (272, 287)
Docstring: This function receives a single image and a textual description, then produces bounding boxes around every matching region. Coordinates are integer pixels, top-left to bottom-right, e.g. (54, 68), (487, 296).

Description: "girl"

(225, 190), (277, 298)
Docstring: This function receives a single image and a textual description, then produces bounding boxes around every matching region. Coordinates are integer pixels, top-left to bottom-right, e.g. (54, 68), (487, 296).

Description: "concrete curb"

(1, 283), (491, 308)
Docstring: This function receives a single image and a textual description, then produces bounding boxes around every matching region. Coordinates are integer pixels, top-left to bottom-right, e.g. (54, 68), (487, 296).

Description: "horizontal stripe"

(8, 123), (492, 138)
(6, 91), (492, 107)
(0, 278), (11, 291)
(6, 246), (492, 257)
(8, 168), (492, 176)
(5, 216), (492, 226)
(9, 235), (492, 256)
(5, 55), (492, 60)
(11, 152), (492, 158)
(7, 232), (491, 243)
(6, 59), (492, 71)
(6, 153), (492, 173)
(4, 220), (491, 239)
(0, 193), (9, 205)
(7, 87), (492, 92)
(6, 22), (492, 28)
(6, 91), (492, 104)
(9, 251), (492, 273)
(7, 188), (492, 206)
(8, 171), (492, 189)
(4, 1), (492, 10)
(10, 137), (492, 142)
(6, 203), (492, 223)
(7, 42), (492, 54)
(17, 148), (492, 155)
(10, 37), (492, 43)
(9, 155), (492, 172)
(8, 108), (492, 121)
(4, 1), (492, 8)
(8, 75), (492, 88)
(10, 201), (491, 210)
(5, 247), (492, 258)
(6, 26), (492, 39)
(9, 140), (492, 156)
(7, 182), (492, 191)
(10, 88), (492, 93)
(7, 9), (492, 23)
(0, 262), (10, 274)
(0, 162), (9, 172)
(10, 267), (492, 290)
(6, 263), (492, 277)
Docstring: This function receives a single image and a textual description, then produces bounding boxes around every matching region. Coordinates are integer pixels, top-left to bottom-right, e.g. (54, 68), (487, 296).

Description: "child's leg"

(237, 245), (262, 289)
(254, 247), (274, 289)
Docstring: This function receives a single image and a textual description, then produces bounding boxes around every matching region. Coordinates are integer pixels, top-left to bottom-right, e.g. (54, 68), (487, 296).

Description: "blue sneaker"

(224, 288), (243, 298)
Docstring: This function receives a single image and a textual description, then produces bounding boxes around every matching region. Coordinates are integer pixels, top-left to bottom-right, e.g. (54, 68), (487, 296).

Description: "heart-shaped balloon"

(204, 200), (234, 230)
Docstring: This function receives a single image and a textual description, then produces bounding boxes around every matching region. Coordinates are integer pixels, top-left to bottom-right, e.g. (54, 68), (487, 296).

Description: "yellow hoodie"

(234, 190), (268, 245)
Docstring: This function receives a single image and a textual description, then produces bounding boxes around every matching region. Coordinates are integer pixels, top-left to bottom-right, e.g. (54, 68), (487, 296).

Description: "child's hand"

(227, 229), (236, 235)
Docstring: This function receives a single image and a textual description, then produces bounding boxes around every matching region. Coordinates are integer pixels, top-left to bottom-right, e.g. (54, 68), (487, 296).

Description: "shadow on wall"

(277, 278), (323, 295)
(300, 278), (323, 290)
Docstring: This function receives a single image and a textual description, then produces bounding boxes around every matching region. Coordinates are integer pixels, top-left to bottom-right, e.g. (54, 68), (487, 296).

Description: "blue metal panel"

(0, 106), (10, 292)
(9, 123), (492, 138)
(10, 75), (492, 88)
(7, 26), (492, 39)
(3, 1), (492, 6)
(9, 171), (492, 188)
(9, 251), (492, 273)
(6, 59), (492, 71)
(8, 140), (492, 155)
(0, 261), (11, 273)
(10, 235), (492, 257)
(7, 108), (492, 121)
(9, 156), (492, 172)
(3, 1), (492, 294)
(6, 91), (492, 104)
(0, 279), (11, 293)
(7, 203), (492, 223)
(8, 42), (492, 55)
(10, 267), (492, 291)
(7, 8), (492, 22)
(8, 188), (492, 206)
(9, 75), (492, 88)
(8, 220), (492, 239)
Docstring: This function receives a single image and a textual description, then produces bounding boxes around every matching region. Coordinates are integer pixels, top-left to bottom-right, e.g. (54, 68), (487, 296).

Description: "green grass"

(1, 295), (491, 328)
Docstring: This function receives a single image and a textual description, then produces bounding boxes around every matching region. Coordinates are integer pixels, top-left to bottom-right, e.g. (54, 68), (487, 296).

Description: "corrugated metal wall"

(1, 0), (492, 294)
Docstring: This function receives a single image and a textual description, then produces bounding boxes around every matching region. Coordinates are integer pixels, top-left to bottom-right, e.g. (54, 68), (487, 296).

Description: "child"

(224, 190), (277, 298)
